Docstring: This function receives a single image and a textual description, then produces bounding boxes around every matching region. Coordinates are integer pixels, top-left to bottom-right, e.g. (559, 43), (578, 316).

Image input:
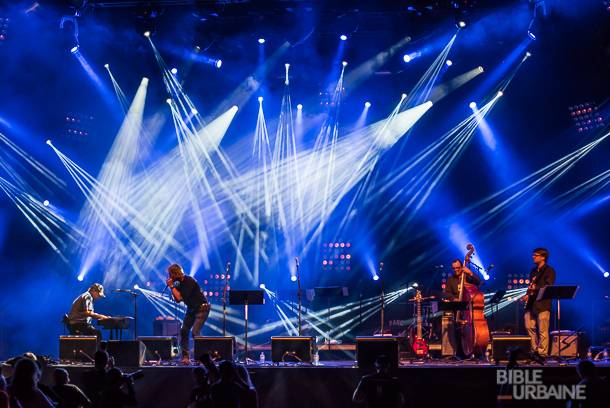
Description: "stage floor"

(7, 359), (605, 407)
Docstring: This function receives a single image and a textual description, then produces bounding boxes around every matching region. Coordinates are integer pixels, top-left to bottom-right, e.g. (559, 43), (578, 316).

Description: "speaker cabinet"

(551, 330), (586, 358)
(194, 336), (235, 361)
(271, 336), (314, 363)
(106, 340), (146, 367)
(138, 336), (177, 361)
(59, 335), (98, 363)
(356, 336), (399, 369)
(491, 334), (531, 363)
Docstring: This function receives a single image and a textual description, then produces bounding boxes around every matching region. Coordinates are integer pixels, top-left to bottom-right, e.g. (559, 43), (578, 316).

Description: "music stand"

(314, 286), (348, 347)
(229, 290), (265, 363)
(537, 285), (578, 362)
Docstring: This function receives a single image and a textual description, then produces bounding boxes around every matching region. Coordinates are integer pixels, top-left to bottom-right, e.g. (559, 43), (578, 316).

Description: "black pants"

(181, 303), (211, 357)
(68, 322), (102, 340)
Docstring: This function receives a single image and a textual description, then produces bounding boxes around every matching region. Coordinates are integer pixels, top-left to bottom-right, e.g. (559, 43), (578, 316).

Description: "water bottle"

(586, 347), (592, 360)
(603, 348), (608, 362)
(259, 352), (265, 364)
(485, 348), (491, 364)
(313, 350), (319, 366)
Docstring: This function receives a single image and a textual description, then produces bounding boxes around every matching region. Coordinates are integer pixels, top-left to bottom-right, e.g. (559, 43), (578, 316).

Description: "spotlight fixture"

(133, 284), (140, 290)
(527, 31), (536, 40)
(191, 108), (198, 115)
(166, 98), (172, 104)
(457, 20), (467, 29)
(403, 54), (412, 63)
(296, 104), (303, 110)
(70, 45), (79, 54)
(258, 38), (265, 44)
(215, 59), (222, 68)
(373, 275), (380, 281)
(497, 90), (504, 97)
(604, 272), (609, 278)
(290, 275), (297, 282)
(43, 200), (50, 207)
(445, 59), (453, 66)
(46, 139), (52, 145)
(525, 51), (532, 58)
(340, 34), (347, 41)
(469, 102), (477, 109)
(259, 283), (266, 289)
(170, 67), (178, 75)
(342, 61), (348, 67)
(104, 63), (109, 69)
(401, 93), (407, 99)
(143, 31), (151, 37)
(478, 66), (484, 73)
(364, 101), (371, 108)
(258, 96), (263, 103)
(77, 275), (84, 282)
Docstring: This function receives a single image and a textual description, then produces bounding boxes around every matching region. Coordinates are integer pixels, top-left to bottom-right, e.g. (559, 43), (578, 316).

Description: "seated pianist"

(67, 283), (109, 340)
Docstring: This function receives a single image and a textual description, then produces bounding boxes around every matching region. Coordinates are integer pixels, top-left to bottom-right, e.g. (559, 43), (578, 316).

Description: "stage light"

(258, 38), (265, 44)
(403, 54), (412, 63)
(70, 45), (79, 54)
(478, 66), (484, 73)
(364, 101), (371, 108)
(215, 59), (222, 68)
(259, 283), (266, 289)
(340, 34), (347, 41)
(401, 93), (407, 99)
(457, 21), (467, 28)
(525, 51), (532, 58)
(170, 67), (178, 75)
(527, 31), (536, 40)
(290, 276), (297, 282)
(166, 98), (172, 104)
(43, 200), (50, 207)
(445, 59), (453, 66)
(104, 63), (109, 69)
(373, 275), (380, 281)
(258, 96), (263, 103)
(342, 61), (348, 67)
(143, 31), (150, 37)
(469, 102), (477, 109)
(77, 275), (84, 282)
(604, 272), (609, 278)
(191, 108), (198, 115)
(133, 284), (140, 290)
(497, 91), (504, 97)
(412, 282), (418, 287)
(296, 104), (303, 110)
(46, 139), (52, 145)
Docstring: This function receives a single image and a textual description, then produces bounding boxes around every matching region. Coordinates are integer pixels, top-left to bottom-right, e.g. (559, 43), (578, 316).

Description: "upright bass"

(457, 243), (490, 356)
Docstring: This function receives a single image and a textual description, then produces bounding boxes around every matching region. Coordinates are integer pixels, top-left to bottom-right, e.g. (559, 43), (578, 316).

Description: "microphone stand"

(113, 289), (139, 339)
(295, 257), (302, 336)
(223, 262), (231, 336)
(379, 262), (385, 335)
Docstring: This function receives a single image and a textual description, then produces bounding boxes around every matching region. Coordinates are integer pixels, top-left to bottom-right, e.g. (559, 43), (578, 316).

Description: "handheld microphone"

(295, 257), (300, 269)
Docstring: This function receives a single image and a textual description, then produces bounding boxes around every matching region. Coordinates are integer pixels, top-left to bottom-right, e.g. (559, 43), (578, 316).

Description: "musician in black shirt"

(444, 259), (481, 300)
(166, 264), (211, 364)
(67, 283), (109, 339)
(524, 248), (556, 357)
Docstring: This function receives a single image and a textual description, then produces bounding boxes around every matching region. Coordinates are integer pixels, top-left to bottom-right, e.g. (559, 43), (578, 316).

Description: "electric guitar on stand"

(411, 290), (429, 357)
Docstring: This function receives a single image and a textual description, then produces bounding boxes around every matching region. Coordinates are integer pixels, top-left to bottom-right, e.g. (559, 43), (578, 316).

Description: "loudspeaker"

(271, 336), (314, 363)
(138, 336), (177, 361)
(194, 336), (235, 361)
(551, 330), (586, 358)
(106, 340), (146, 367)
(153, 318), (180, 336)
(491, 335), (531, 363)
(59, 336), (98, 363)
(356, 336), (399, 369)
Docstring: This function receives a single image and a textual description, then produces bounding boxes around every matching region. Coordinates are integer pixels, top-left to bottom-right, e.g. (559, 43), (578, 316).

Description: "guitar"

(412, 290), (429, 357)
(523, 272), (539, 310)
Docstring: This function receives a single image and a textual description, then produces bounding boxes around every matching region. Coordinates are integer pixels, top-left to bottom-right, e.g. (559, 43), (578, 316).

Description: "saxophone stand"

(229, 290), (265, 364)
(537, 285), (579, 365)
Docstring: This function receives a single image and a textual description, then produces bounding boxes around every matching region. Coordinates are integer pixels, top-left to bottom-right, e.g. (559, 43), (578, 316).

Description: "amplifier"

(106, 340), (146, 367)
(59, 336), (98, 363)
(491, 334), (531, 364)
(194, 336), (235, 361)
(356, 336), (399, 369)
(550, 330), (586, 358)
(138, 336), (177, 361)
(271, 336), (314, 363)
(153, 317), (180, 336)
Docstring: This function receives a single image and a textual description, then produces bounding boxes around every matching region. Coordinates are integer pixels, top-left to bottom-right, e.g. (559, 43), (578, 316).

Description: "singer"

(166, 264), (211, 364)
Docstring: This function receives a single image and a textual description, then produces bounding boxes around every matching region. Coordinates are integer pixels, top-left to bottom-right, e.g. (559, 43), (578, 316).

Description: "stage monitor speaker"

(106, 340), (146, 367)
(194, 336), (235, 361)
(138, 336), (177, 361)
(271, 336), (314, 363)
(550, 330), (586, 358)
(491, 334), (531, 363)
(153, 317), (180, 336)
(356, 336), (399, 369)
(59, 336), (98, 363)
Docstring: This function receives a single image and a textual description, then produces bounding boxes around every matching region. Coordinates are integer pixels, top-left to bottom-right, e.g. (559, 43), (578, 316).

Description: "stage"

(6, 358), (607, 408)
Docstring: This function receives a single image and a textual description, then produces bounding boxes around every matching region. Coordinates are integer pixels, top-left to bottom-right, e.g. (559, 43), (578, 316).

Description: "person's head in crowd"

(22, 352), (37, 362)
(192, 367), (208, 386)
(106, 368), (125, 387)
(218, 360), (237, 382)
(576, 360), (597, 380)
(0, 374), (6, 391)
(53, 368), (70, 386)
(94, 350), (110, 370)
(235, 364), (254, 388)
(11, 358), (40, 392)
(374, 355), (391, 374)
